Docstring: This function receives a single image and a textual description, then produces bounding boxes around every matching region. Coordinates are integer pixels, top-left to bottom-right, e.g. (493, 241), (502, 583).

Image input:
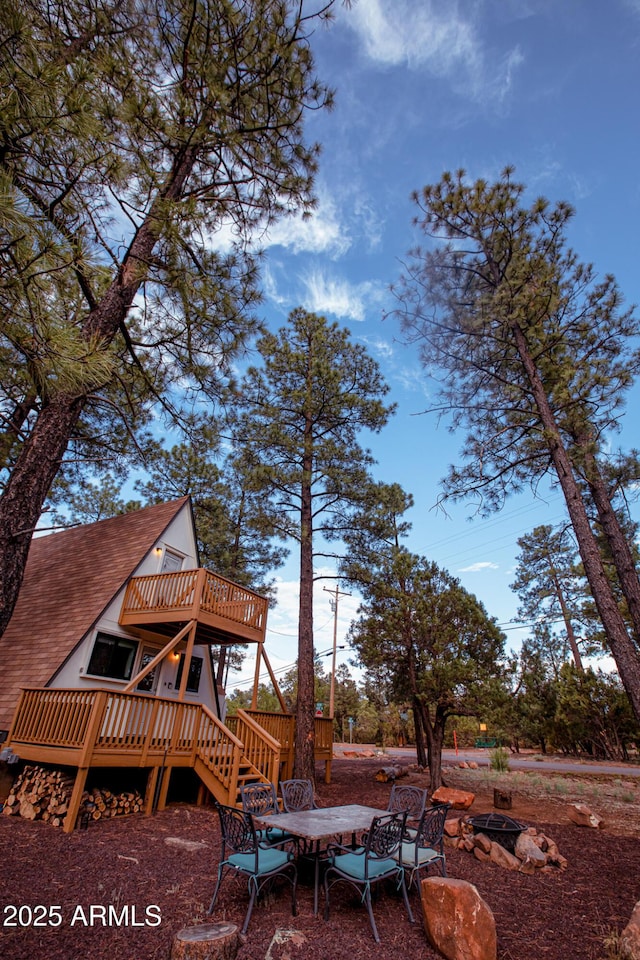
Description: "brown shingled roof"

(0, 497), (191, 730)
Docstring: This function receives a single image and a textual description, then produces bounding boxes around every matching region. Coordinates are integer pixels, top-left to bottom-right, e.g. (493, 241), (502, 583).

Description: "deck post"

(122, 620), (194, 693)
(156, 766), (172, 811)
(259, 648), (289, 713)
(177, 621), (198, 701)
(250, 644), (262, 709)
(144, 767), (160, 816)
(62, 766), (89, 833)
(78, 691), (106, 767)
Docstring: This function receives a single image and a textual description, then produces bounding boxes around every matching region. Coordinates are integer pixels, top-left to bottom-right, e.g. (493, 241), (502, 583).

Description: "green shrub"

(489, 746), (510, 772)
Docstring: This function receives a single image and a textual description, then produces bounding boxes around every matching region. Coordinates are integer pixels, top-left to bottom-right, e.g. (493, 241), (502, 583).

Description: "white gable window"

(160, 549), (184, 573)
(87, 633), (138, 681)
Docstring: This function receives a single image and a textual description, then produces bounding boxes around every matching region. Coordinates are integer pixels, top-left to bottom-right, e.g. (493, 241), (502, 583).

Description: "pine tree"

(511, 524), (590, 671)
(236, 308), (394, 780)
(393, 168), (640, 722)
(348, 549), (506, 791)
(0, 0), (337, 636)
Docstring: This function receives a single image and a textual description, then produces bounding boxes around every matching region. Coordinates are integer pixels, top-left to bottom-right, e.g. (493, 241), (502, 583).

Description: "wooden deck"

(7, 690), (335, 831)
(119, 568), (269, 644)
(8, 688), (280, 831)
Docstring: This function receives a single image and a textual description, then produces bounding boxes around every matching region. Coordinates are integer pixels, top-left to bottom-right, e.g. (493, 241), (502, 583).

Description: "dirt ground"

(0, 755), (639, 960)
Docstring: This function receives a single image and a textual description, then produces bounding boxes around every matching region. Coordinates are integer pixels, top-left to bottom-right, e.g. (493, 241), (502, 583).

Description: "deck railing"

(9, 689), (96, 748)
(120, 568), (268, 633)
(314, 717), (334, 756)
(227, 709), (334, 780)
(8, 688), (281, 804)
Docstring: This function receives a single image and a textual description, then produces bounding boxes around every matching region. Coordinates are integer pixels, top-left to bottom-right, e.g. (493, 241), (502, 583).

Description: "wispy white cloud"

(262, 186), (351, 258)
(458, 560), (499, 573)
(344, 0), (524, 106)
(360, 335), (395, 361)
(300, 269), (385, 322)
(262, 264), (289, 308)
(394, 365), (432, 398)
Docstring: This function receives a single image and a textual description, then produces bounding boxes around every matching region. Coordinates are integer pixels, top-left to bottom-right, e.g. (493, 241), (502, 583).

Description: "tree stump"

(493, 788), (512, 810)
(170, 922), (240, 960)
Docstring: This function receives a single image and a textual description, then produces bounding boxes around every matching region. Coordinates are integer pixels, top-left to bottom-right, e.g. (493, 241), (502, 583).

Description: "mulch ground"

(0, 757), (638, 960)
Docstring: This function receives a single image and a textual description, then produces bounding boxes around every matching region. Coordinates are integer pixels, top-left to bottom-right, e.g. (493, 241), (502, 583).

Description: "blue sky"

(229, 0), (640, 692)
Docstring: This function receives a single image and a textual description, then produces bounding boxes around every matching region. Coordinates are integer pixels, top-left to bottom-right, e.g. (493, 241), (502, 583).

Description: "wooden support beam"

(144, 767), (160, 816)
(122, 620), (195, 693)
(63, 767), (89, 833)
(157, 766), (172, 811)
(250, 644), (262, 709)
(259, 647), (289, 713)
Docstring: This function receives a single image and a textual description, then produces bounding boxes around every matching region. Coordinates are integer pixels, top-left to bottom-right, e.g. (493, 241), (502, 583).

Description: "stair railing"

(233, 708), (281, 785)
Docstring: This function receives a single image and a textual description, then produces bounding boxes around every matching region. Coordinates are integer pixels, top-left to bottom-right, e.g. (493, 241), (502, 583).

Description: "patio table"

(251, 803), (389, 915)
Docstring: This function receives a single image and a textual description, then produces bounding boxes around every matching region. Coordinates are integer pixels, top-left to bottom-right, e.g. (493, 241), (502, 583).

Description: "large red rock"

(621, 900), (640, 959)
(567, 803), (604, 829)
(421, 877), (497, 960)
(431, 786), (475, 810)
(514, 833), (547, 867)
(444, 817), (462, 837)
(488, 841), (521, 871)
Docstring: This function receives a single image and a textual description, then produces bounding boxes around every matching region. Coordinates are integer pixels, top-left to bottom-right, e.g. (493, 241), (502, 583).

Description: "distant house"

(3, 498), (333, 830)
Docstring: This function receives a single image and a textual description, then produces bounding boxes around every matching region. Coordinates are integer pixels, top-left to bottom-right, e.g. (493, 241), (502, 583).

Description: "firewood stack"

(2, 765), (74, 825)
(80, 786), (144, 820)
(2, 764), (143, 827)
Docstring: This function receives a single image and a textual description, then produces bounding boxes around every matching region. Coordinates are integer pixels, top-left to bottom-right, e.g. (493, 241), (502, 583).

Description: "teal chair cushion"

(332, 852), (398, 881)
(229, 848), (292, 876)
(394, 843), (441, 868)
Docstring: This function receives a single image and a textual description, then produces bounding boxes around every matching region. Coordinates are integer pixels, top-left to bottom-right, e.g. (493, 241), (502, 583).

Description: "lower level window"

(87, 633), (138, 681)
(175, 654), (203, 693)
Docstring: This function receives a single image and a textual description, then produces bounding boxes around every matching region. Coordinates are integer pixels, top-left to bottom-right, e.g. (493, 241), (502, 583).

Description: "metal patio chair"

(280, 777), (323, 856)
(393, 802), (450, 890)
(323, 810), (414, 943)
(207, 801), (297, 935)
(387, 783), (428, 838)
(280, 778), (319, 812)
(240, 782), (293, 848)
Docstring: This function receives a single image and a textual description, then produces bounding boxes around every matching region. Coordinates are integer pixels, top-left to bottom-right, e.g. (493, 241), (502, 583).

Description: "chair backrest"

(240, 782), (280, 817)
(415, 802), (450, 850)
(280, 779), (317, 813)
(215, 802), (258, 856)
(364, 811), (406, 867)
(387, 784), (427, 821)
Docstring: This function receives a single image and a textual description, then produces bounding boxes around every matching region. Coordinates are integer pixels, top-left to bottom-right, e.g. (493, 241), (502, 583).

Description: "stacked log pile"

(81, 786), (144, 821)
(2, 765), (143, 827)
(2, 765), (73, 826)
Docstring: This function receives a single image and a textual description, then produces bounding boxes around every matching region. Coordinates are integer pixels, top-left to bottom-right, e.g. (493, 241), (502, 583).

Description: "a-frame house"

(2, 498), (333, 830)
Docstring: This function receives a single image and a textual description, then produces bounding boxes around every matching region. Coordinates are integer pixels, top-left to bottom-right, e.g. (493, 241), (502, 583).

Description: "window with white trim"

(87, 633), (138, 681)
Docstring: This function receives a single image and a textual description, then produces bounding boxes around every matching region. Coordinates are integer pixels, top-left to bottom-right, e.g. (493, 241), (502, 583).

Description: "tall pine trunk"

(411, 695), (427, 768)
(512, 321), (640, 722)
(293, 418), (315, 781)
(0, 152), (195, 637)
(0, 395), (85, 634)
(415, 699), (445, 793)
(580, 442), (640, 643)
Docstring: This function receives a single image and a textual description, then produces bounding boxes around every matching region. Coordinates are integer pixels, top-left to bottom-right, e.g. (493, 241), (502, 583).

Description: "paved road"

(333, 744), (640, 779)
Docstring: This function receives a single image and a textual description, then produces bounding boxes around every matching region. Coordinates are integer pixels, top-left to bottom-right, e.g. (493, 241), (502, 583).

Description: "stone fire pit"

(466, 813), (526, 853)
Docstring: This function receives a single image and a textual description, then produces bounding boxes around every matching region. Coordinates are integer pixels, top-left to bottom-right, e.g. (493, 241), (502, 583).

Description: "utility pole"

(323, 584), (351, 718)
